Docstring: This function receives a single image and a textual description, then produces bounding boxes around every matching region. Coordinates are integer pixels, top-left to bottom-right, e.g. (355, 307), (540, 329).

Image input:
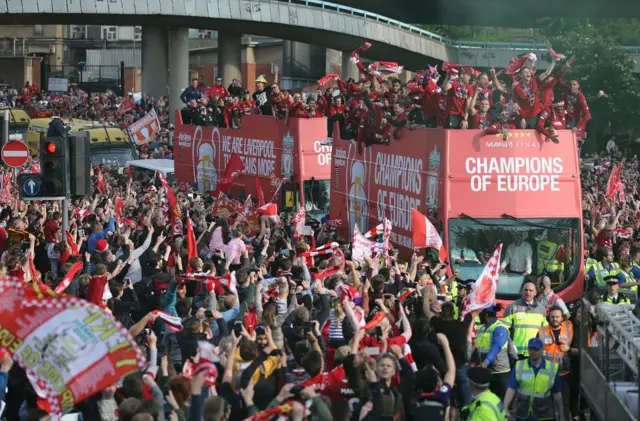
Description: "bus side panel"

(330, 129), (447, 258)
(175, 113), (330, 204)
(292, 117), (332, 183)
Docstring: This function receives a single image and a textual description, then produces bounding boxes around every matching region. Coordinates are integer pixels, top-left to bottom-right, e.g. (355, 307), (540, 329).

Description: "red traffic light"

(44, 142), (56, 154)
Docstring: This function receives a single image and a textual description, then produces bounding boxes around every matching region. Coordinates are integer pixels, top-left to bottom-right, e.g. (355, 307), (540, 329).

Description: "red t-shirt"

(470, 113), (493, 130)
(513, 79), (542, 118)
(446, 81), (471, 116)
(420, 79), (442, 120)
(208, 85), (228, 99)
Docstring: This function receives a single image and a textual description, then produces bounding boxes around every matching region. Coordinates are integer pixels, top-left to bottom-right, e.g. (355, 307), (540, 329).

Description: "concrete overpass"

(1, 0), (638, 119)
(318, 0), (637, 27)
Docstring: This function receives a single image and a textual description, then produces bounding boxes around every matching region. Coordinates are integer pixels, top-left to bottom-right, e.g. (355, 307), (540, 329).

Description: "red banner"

(0, 277), (145, 416)
(330, 129), (581, 254)
(174, 114), (331, 199)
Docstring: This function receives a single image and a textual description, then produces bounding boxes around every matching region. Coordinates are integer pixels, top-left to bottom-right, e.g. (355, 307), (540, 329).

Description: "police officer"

(462, 366), (506, 420)
(473, 304), (511, 399)
(503, 337), (565, 421)
(453, 279), (474, 320)
(502, 282), (548, 358)
(601, 276), (631, 304)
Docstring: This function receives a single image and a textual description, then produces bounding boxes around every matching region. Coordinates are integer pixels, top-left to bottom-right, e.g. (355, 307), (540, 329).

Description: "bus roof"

(127, 159), (175, 174)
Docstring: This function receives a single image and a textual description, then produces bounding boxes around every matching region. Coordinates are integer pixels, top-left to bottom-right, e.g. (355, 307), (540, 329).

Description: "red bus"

(329, 128), (584, 305)
(174, 111), (333, 217)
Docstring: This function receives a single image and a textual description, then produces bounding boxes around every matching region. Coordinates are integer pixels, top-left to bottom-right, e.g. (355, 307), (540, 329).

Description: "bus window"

(448, 217), (580, 298)
(303, 179), (330, 218)
(91, 147), (137, 168)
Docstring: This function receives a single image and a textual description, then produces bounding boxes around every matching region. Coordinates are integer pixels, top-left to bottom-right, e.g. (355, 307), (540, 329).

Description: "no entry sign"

(2, 141), (29, 168)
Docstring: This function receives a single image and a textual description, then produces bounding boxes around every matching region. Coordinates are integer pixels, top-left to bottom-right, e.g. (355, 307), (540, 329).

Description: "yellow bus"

(26, 118), (136, 167)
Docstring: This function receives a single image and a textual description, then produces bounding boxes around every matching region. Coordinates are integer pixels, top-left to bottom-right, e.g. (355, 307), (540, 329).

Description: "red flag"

(256, 178), (265, 207)
(186, 217), (197, 273)
(213, 154), (244, 196)
(363, 312), (387, 330)
(318, 73), (339, 87)
(65, 230), (79, 257)
(158, 172), (180, 218)
(54, 261), (83, 295)
(605, 163), (625, 201)
(115, 197), (125, 218)
(212, 192), (238, 219)
(547, 46), (566, 61)
(461, 244), (503, 319)
(95, 166), (105, 194)
(412, 209), (449, 271)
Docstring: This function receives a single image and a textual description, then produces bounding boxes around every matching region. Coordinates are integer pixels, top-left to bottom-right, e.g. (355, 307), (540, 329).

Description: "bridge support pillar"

(218, 31), (242, 85)
(342, 51), (359, 81)
(141, 26), (168, 99)
(168, 27), (189, 124)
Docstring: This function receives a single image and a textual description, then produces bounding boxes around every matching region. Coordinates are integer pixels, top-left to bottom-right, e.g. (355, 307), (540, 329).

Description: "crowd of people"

(0, 41), (633, 421)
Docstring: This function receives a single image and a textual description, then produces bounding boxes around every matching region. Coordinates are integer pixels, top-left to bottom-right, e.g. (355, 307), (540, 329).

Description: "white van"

(127, 159), (175, 185)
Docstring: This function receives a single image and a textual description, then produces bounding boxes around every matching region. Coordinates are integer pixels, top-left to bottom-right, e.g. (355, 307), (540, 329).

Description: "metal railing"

(277, 0), (639, 52)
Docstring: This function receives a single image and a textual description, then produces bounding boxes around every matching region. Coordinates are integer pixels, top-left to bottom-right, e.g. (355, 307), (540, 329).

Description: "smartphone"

(303, 321), (313, 334)
(233, 321), (243, 336)
(290, 385), (304, 396)
(364, 346), (380, 356)
(375, 326), (383, 338)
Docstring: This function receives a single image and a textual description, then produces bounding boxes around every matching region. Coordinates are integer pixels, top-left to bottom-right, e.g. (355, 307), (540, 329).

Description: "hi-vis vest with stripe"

(538, 321), (573, 374)
(475, 321), (510, 374)
(502, 302), (547, 357)
(594, 262), (620, 287)
(585, 257), (598, 274)
(536, 240), (563, 274)
(514, 359), (559, 420)
(463, 390), (506, 421)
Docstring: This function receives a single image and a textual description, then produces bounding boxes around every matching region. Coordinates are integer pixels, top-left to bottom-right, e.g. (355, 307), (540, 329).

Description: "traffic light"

(69, 132), (91, 198)
(40, 136), (68, 197)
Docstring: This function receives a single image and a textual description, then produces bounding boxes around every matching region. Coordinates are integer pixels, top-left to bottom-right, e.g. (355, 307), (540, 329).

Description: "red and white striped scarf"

(300, 242), (339, 257)
(152, 310), (183, 332)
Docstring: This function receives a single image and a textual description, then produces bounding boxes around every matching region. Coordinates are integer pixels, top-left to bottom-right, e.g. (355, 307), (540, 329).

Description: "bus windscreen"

(448, 217), (581, 298)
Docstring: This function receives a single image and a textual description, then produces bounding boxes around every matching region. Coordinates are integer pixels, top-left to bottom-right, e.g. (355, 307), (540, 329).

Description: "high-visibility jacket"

(463, 390), (506, 421)
(601, 292), (631, 305)
(502, 300), (548, 356)
(536, 240), (563, 274)
(584, 257), (598, 274)
(621, 270), (638, 292)
(538, 321), (573, 375)
(594, 262), (620, 287)
(476, 320), (510, 374)
(513, 359), (559, 420)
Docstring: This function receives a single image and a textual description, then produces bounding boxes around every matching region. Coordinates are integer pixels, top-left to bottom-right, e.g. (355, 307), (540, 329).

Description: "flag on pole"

(461, 244), (503, 318)
(412, 209), (447, 263)
(213, 154), (244, 196)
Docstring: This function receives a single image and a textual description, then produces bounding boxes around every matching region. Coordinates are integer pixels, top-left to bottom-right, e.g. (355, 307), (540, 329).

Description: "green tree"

(541, 20), (640, 146)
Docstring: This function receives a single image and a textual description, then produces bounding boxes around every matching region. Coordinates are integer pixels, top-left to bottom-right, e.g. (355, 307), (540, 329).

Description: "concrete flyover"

(2, 0), (640, 119)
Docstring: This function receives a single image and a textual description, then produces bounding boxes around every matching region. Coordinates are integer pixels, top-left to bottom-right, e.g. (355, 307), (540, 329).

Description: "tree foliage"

(542, 20), (640, 137)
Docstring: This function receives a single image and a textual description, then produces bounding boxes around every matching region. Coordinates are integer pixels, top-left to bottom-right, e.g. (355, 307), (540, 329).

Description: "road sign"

(22, 177), (40, 197)
(2, 140), (29, 167)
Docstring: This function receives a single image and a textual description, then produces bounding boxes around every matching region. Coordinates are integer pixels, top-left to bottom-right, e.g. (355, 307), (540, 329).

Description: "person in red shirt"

(558, 77), (591, 141)
(239, 91), (255, 115)
(536, 101), (567, 143)
(539, 66), (569, 109)
(443, 68), (473, 129)
(472, 74), (493, 111)
(467, 93), (493, 130)
(208, 76), (228, 99)
(323, 96), (346, 144)
(418, 67), (442, 128)
(486, 108), (517, 138)
(291, 93), (306, 118)
(304, 100), (324, 118)
(278, 91), (294, 123)
(512, 56), (561, 129)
